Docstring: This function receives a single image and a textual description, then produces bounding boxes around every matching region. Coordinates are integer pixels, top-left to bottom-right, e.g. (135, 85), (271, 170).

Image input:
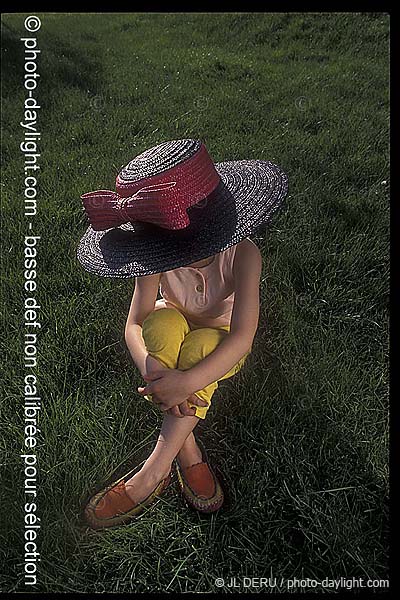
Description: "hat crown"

(81, 140), (221, 231)
(119, 139), (202, 182)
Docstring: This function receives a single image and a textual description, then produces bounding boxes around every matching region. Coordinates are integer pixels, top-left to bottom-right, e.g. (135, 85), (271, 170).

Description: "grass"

(1, 11), (389, 594)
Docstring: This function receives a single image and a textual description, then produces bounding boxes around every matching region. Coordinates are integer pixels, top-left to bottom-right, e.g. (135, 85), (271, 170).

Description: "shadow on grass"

(207, 350), (389, 577)
(78, 429), (234, 533)
(1, 19), (103, 100)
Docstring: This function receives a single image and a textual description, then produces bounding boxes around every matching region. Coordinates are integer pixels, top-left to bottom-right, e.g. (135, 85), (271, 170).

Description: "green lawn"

(1, 12), (389, 593)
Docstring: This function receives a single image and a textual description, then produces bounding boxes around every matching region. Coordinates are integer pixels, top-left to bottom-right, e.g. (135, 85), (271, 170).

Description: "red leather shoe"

(175, 438), (224, 513)
(84, 464), (171, 530)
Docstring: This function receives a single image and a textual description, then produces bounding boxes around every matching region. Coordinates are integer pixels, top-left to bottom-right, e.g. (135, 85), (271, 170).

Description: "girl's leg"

(176, 430), (203, 469)
(124, 308), (202, 503)
(141, 307), (190, 371)
(175, 326), (250, 468)
(177, 326), (250, 419)
(125, 311), (249, 503)
(124, 412), (200, 504)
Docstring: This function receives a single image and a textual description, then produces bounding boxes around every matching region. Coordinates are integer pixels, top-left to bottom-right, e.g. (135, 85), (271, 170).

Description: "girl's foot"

(84, 462), (172, 529)
(124, 464), (171, 505)
(175, 437), (225, 512)
(176, 434), (203, 470)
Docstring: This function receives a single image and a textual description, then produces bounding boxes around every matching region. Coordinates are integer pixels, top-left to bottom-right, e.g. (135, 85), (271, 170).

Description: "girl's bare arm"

(184, 239), (262, 394)
(124, 273), (163, 377)
(125, 240), (262, 398)
(124, 273), (207, 416)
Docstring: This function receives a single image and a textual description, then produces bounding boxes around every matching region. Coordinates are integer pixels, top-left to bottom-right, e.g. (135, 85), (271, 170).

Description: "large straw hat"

(76, 139), (288, 277)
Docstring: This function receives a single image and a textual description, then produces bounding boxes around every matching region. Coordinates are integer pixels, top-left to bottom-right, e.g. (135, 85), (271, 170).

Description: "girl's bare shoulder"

(234, 238), (262, 263)
(232, 238), (262, 283)
(135, 272), (162, 285)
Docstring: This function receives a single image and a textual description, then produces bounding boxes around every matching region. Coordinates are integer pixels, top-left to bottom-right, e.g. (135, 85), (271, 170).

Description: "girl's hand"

(166, 395), (209, 418)
(137, 369), (194, 409)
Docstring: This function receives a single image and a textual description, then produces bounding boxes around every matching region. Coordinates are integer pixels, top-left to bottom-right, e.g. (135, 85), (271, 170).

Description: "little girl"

(77, 139), (288, 529)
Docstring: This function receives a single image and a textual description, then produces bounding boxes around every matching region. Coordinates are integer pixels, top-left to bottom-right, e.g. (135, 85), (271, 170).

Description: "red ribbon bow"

(80, 143), (221, 231)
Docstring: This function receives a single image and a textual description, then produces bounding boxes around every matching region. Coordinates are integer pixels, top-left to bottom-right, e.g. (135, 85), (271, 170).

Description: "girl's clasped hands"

(137, 369), (208, 418)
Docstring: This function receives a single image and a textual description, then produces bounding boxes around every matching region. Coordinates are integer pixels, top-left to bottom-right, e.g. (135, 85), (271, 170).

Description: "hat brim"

(76, 160), (288, 278)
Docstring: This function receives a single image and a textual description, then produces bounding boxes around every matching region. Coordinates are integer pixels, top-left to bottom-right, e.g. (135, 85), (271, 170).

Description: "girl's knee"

(178, 328), (226, 369)
(142, 308), (188, 343)
(143, 307), (186, 327)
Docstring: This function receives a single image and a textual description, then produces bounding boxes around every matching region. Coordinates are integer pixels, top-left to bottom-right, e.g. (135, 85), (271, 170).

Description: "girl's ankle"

(177, 439), (203, 469)
(141, 460), (171, 482)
